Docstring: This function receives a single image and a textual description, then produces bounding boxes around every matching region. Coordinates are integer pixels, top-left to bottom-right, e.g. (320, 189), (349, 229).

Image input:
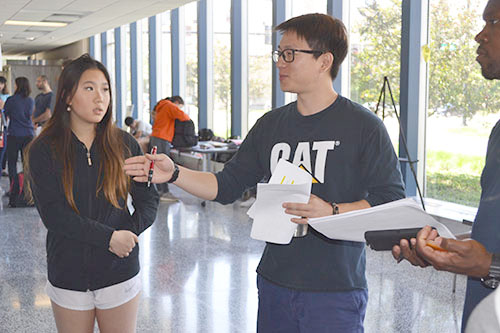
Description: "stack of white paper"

(248, 159), (312, 244)
(308, 198), (456, 242)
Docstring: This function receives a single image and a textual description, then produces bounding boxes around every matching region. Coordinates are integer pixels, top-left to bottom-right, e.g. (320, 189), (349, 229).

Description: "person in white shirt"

(125, 116), (152, 153)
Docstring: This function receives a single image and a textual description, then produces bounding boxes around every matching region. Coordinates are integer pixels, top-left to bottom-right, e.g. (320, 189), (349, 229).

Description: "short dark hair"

(167, 95), (184, 105)
(15, 77), (31, 98)
(125, 116), (135, 126)
(38, 75), (49, 82)
(275, 13), (348, 80)
(0, 76), (8, 95)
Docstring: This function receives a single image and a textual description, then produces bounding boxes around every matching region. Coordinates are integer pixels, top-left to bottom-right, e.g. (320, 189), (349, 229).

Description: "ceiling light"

(26, 37), (36, 41)
(5, 20), (67, 28)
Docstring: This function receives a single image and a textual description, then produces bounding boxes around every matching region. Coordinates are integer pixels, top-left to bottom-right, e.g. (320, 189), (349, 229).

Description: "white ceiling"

(0, 0), (195, 55)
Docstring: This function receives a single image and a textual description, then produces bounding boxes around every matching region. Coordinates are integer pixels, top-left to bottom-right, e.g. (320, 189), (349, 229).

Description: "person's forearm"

(174, 166), (218, 200)
(33, 109), (50, 123)
(337, 199), (370, 214)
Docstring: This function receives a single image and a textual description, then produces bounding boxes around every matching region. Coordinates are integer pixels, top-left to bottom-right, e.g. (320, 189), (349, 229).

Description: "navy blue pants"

(257, 275), (368, 333)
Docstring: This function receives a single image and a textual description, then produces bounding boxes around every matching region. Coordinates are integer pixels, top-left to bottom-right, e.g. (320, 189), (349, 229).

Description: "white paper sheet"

(308, 198), (456, 242)
(248, 159), (313, 244)
(250, 183), (311, 244)
(247, 159), (312, 218)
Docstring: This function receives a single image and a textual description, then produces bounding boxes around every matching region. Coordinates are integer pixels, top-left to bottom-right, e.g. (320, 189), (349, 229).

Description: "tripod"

(375, 76), (426, 211)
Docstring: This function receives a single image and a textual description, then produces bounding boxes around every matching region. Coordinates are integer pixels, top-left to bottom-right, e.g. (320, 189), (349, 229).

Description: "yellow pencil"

(426, 241), (447, 252)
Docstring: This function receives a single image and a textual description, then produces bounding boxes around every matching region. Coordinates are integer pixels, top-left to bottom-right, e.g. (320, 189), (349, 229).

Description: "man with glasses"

(125, 13), (405, 332)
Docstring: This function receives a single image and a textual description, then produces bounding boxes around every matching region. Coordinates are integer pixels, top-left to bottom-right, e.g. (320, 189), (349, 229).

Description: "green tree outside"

(350, 0), (500, 206)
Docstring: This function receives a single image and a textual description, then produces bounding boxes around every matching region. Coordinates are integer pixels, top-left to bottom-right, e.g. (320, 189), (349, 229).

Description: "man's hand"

(392, 237), (431, 267)
(417, 229), (492, 278)
(109, 230), (139, 258)
(392, 225), (492, 278)
(282, 194), (334, 224)
(391, 226), (438, 267)
(124, 153), (175, 184)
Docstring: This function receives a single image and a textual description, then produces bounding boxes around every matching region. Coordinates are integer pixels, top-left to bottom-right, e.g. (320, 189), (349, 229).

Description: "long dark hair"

(14, 77), (31, 97)
(0, 76), (8, 95)
(25, 54), (130, 212)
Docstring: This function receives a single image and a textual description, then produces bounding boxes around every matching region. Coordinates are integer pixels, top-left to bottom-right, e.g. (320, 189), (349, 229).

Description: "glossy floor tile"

(0, 175), (468, 332)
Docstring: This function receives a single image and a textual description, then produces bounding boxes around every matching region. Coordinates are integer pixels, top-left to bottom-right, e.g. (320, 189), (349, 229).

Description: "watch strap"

(489, 253), (500, 278)
(330, 202), (339, 215)
(167, 164), (180, 183)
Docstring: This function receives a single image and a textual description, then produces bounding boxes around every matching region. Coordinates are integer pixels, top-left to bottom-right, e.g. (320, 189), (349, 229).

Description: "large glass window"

(106, 30), (116, 122)
(349, 0), (402, 149)
(141, 18), (150, 117)
(248, 0), (273, 132)
(159, 11), (172, 101)
(93, 33), (101, 62)
(185, 2), (199, 131)
(425, 0), (497, 207)
(124, 25), (132, 118)
(291, 0), (326, 16)
(212, 0), (231, 138)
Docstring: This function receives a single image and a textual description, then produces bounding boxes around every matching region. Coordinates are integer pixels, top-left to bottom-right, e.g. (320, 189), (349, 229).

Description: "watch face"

(482, 277), (500, 289)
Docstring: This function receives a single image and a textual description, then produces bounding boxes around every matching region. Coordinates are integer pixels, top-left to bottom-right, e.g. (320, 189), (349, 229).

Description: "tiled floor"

(0, 175), (469, 332)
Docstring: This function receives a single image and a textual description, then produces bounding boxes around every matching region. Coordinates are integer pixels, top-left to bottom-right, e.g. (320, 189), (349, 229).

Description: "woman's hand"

(109, 230), (139, 258)
(124, 153), (175, 184)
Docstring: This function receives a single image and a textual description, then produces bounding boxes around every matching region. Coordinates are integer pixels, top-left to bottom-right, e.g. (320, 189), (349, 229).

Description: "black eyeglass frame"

(272, 48), (326, 63)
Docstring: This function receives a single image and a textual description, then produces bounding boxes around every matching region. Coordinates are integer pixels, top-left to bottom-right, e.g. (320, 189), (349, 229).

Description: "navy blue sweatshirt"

(29, 130), (159, 291)
(215, 96), (405, 291)
(4, 94), (34, 137)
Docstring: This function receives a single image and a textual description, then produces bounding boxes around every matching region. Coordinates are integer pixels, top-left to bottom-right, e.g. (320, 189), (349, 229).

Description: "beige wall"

(33, 39), (89, 61)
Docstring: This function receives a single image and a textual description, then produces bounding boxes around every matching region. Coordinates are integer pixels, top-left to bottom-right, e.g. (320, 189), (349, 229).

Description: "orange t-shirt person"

(151, 99), (190, 143)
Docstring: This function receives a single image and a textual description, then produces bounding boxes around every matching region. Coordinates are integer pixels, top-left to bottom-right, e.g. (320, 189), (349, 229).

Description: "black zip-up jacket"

(29, 130), (159, 291)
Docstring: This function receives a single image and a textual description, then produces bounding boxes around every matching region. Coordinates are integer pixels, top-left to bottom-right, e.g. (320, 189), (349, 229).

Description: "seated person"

(125, 116), (152, 153)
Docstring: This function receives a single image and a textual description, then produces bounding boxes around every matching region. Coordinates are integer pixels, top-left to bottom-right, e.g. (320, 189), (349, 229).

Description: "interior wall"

(33, 39), (90, 61)
(3, 62), (61, 99)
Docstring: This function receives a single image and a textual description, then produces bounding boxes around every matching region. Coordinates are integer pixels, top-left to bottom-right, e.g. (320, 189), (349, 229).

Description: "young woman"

(4, 76), (34, 206)
(0, 76), (10, 176)
(25, 54), (159, 333)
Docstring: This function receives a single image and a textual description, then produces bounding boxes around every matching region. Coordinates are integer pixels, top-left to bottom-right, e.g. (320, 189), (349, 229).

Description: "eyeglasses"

(272, 48), (325, 63)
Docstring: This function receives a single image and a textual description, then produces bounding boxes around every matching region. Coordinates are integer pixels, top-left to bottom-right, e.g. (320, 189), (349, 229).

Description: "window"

(159, 11), (172, 101)
(425, 0), (495, 207)
(185, 2), (199, 130)
(213, 0), (231, 138)
(140, 18), (150, 117)
(93, 33), (101, 62)
(248, 0), (273, 132)
(106, 30), (116, 122)
(349, 0), (402, 150)
(291, 0), (326, 16)
(124, 25), (132, 118)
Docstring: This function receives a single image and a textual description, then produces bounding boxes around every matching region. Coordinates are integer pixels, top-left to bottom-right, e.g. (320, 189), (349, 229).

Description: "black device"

(364, 227), (436, 251)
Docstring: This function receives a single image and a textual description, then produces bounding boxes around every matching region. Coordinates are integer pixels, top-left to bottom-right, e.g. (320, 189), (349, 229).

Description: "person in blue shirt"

(4, 77), (34, 207)
(0, 76), (10, 176)
(393, 1), (500, 330)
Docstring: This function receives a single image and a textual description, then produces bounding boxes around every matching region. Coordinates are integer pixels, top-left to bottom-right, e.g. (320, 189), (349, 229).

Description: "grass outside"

(426, 151), (484, 207)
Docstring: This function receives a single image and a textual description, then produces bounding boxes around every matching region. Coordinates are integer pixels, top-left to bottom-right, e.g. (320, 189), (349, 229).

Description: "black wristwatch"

(167, 164), (180, 183)
(481, 252), (500, 289)
(330, 202), (339, 215)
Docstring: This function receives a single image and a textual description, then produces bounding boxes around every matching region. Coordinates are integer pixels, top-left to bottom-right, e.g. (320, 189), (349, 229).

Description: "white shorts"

(45, 274), (142, 311)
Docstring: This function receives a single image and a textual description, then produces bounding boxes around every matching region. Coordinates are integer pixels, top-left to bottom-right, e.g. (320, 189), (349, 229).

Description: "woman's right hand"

(109, 230), (139, 258)
(124, 153), (175, 184)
